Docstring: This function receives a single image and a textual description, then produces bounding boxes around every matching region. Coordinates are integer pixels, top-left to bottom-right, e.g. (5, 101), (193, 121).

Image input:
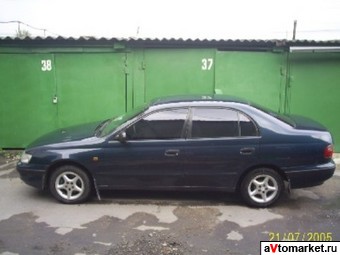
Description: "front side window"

(191, 107), (258, 138)
(125, 108), (188, 140)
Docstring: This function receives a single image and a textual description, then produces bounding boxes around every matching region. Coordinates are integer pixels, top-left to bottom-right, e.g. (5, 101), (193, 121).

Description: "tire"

(49, 165), (92, 204)
(240, 168), (283, 208)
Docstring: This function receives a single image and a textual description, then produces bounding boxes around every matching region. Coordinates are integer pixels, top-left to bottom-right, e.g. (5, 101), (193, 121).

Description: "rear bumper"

(284, 161), (336, 188)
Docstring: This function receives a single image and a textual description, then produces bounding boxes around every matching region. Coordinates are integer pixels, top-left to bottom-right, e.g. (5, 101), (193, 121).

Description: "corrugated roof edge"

(0, 36), (340, 48)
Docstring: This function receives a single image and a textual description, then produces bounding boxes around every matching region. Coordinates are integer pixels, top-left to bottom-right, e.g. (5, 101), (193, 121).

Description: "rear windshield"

(252, 104), (295, 127)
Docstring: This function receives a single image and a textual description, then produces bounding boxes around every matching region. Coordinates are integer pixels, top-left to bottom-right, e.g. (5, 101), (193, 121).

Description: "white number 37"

(201, 58), (213, 70)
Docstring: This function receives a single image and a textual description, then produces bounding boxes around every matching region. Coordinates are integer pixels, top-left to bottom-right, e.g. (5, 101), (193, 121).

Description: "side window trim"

(186, 107), (194, 139)
(181, 107), (192, 139)
(236, 112), (241, 137)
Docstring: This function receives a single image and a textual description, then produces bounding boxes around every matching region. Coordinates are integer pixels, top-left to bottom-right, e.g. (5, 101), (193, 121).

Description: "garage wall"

(130, 49), (286, 111)
(1, 45), (339, 151)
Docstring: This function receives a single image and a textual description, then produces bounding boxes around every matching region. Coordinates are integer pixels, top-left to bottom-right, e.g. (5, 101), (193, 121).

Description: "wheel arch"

(44, 160), (95, 191)
(236, 164), (288, 191)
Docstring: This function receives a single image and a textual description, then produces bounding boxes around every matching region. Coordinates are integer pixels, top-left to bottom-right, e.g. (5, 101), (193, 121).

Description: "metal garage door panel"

(0, 54), (57, 148)
(215, 51), (285, 112)
(55, 53), (126, 128)
(142, 49), (215, 102)
(288, 52), (340, 151)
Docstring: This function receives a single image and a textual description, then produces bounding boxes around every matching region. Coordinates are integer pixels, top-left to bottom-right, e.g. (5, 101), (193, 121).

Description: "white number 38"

(41, 60), (52, 71)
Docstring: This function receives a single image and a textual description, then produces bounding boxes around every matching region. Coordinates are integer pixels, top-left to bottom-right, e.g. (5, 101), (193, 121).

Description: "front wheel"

(49, 165), (92, 204)
(240, 168), (283, 207)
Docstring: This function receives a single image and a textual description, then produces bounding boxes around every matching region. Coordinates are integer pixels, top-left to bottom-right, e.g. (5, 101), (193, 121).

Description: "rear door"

(182, 107), (260, 190)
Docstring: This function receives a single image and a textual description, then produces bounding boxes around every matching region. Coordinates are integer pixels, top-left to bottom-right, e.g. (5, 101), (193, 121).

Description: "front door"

(96, 108), (190, 189)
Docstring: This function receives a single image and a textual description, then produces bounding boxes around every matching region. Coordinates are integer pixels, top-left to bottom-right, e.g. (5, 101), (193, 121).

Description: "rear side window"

(239, 112), (258, 136)
(191, 108), (258, 138)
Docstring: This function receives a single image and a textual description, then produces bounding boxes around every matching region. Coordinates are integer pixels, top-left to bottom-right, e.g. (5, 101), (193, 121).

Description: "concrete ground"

(0, 156), (339, 255)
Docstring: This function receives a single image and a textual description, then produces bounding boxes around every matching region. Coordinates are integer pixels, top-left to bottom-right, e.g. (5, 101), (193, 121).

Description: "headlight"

(20, 152), (32, 164)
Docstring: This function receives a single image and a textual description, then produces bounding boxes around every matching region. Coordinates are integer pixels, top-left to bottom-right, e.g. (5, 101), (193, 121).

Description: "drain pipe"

(290, 46), (340, 53)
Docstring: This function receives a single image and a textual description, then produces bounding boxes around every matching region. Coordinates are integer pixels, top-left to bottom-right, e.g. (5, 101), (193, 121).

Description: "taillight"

(324, 145), (333, 159)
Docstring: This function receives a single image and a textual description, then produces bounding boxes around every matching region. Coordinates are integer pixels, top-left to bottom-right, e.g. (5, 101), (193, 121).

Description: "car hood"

(27, 120), (104, 148)
(288, 115), (328, 131)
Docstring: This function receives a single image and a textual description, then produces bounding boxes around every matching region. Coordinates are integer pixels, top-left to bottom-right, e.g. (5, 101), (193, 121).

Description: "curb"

(0, 161), (17, 171)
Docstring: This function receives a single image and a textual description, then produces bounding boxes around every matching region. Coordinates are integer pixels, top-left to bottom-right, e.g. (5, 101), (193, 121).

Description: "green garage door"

(215, 51), (286, 112)
(0, 54), (57, 148)
(54, 53), (127, 128)
(0, 52), (127, 148)
(139, 49), (216, 103)
(288, 52), (340, 151)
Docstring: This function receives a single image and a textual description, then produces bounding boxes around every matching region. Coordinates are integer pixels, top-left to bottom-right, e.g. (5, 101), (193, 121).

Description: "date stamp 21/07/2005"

(268, 232), (333, 242)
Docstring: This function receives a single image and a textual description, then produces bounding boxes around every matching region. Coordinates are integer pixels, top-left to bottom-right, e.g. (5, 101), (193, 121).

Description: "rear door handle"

(240, 147), (255, 155)
(165, 149), (180, 157)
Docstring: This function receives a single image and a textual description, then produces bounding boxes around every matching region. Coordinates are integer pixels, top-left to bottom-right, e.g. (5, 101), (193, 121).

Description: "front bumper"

(284, 161), (336, 188)
(16, 162), (46, 190)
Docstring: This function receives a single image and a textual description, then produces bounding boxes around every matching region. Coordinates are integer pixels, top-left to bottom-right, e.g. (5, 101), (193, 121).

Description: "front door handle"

(240, 147), (255, 155)
(165, 149), (180, 157)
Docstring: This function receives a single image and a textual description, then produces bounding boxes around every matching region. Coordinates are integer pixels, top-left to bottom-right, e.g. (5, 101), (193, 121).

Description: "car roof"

(150, 94), (251, 107)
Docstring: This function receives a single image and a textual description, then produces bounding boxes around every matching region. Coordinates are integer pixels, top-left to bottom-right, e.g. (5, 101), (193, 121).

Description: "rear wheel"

(49, 165), (92, 204)
(240, 168), (283, 207)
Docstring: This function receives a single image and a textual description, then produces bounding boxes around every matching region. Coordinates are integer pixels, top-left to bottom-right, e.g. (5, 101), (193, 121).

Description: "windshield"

(96, 105), (147, 137)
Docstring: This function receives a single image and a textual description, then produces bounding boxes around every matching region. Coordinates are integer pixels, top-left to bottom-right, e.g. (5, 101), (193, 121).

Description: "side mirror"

(116, 131), (127, 143)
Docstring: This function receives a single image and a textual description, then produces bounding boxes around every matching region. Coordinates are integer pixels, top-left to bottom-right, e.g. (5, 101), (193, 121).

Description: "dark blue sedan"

(17, 95), (336, 207)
